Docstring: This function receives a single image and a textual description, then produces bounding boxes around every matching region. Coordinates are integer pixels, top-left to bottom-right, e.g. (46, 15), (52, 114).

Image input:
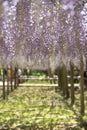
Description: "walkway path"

(0, 85), (82, 130)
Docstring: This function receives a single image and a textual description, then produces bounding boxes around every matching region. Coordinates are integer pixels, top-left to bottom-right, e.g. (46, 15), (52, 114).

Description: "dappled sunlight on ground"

(0, 86), (86, 130)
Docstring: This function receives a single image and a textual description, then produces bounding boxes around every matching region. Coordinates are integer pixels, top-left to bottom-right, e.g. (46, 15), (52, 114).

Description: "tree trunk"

(70, 62), (75, 105)
(80, 56), (85, 115)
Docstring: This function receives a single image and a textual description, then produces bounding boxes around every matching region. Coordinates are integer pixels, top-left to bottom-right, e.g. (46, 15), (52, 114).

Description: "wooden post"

(47, 68), (53, 84)
(14, 67), (17, 89)
(58, 65), (66, 96)
(10, 66), (13, 92)
(55, 68), (58, 92)
(58, 67), (62, 90)
(80, 56), (85, 115)
(3, 68), (6, 99)
(70, 62), (75, 105)
(7, 67), (10, 95)
(62, 64), (69, 98)
(65, 65), (69, 98)
(17, 67), (19, 87)
(62, 64), (65, 96)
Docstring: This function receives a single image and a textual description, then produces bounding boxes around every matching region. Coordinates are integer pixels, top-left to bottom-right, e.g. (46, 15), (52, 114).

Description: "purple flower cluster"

(0, 0), (87, 70)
